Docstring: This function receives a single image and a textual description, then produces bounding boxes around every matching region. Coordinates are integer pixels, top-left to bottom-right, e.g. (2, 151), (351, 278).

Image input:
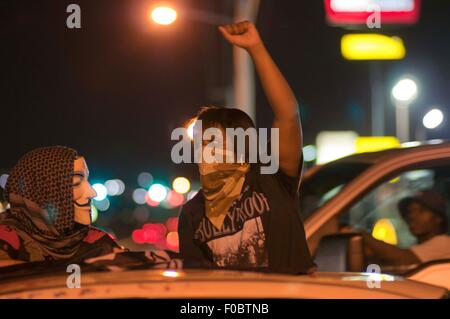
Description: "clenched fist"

(218, 21), (263, 51)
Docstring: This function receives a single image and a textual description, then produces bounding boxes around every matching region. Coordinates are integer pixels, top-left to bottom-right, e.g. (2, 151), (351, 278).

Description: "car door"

(308, 150), (450, 288)
(305, 145), (450, 254)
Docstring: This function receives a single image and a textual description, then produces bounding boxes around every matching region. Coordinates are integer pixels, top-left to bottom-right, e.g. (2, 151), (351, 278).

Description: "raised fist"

(218, 21), (263, 50)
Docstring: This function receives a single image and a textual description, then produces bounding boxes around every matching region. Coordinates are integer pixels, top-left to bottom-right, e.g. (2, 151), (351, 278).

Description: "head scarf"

(0, 146), (91, 261)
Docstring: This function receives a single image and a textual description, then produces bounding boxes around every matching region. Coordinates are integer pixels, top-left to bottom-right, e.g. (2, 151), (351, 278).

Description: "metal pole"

(233, 0), (260, 122)
(415, 118), (427, 142)
(370, 61), (384, 136)
(395, 101), (410, 142)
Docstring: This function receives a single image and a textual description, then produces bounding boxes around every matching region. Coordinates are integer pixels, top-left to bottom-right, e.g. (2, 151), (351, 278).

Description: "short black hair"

(196, 105), (255, 131)
(193, 106), (257, 163)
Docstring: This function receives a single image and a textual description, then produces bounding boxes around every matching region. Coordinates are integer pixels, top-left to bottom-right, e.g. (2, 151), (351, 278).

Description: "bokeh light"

(303, 145), (317, 162)
(148, 183), (168, 202)
(132, 188), (147, 205)
(166, 190), (184, 208)
(105, 179), (125, 196)
(143, 223), (167, 243)
(94, 198), (110, 212)
(138, 172), (153, 189)
(145, 192), (160, 207)
(92, 183), (108, 201)
(91, 205), (99, 223)
(132, 229), (146, 244)
(166, 217), (179, 232)
(423, 108), (444, 129)
(172, 177), (190, 194)
(166, 232), (179, 251)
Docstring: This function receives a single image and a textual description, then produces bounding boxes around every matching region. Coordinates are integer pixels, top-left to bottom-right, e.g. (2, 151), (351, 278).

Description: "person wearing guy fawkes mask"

(178, 21), (315, 274)
(0, 146), (123, 266)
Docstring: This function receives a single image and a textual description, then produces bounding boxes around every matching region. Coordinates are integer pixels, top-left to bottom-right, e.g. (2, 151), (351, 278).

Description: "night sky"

(1, 1), (450, 234)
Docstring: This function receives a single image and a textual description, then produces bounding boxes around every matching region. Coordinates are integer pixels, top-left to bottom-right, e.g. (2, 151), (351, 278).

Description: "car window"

(339, 166), (450, 248)
(300, 162), (370, 219)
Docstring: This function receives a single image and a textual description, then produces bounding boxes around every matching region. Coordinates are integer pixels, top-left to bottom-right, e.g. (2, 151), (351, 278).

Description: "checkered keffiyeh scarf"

(0, 146), (90, 261)
(200, 162), (250, 229)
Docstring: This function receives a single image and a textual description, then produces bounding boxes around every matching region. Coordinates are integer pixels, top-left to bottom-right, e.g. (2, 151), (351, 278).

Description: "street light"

(392, 78), (418, 102)
(391, 76), (418, 143)
(151, 5), (177, 25)
(415, 107), (445, 142)
(423, 108), (444, 129)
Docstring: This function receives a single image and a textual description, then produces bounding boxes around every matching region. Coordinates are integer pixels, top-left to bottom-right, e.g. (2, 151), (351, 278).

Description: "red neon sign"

(324, 0), (421, 26)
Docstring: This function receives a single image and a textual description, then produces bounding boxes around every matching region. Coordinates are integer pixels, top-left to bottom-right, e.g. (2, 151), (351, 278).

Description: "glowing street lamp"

(392, 78), (418, 102)
(423, 108), (444, 130)
(391, 77), (418, 142)
(151, 5), (177, 25)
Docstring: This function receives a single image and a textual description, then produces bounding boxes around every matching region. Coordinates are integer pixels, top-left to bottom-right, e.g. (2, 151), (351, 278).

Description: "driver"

(354, 189), (450, 265)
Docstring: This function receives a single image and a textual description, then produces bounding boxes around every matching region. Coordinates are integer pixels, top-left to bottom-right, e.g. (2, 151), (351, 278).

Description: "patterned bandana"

(199, 161), (250, 230)
(0, 146), (91, 261)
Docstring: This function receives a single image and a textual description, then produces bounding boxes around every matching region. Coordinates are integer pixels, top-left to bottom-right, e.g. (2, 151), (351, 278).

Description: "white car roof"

(0, 269), (446, 299)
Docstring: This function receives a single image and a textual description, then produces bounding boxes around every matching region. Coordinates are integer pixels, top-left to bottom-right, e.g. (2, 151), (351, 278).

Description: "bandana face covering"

(199, 146), (250, 229)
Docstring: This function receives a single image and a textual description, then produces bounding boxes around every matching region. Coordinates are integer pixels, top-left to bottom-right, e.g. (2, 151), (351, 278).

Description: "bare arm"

(219, 21), (302, 177)
(361, 231), (420, 265)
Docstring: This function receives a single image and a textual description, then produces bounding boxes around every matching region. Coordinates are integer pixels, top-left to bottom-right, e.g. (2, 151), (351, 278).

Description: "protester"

(178, 21), (315, 274)
(0, 146), (123, 266)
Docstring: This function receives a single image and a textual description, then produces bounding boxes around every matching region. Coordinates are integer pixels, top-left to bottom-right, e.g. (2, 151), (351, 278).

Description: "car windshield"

(299, 161), (372, 220)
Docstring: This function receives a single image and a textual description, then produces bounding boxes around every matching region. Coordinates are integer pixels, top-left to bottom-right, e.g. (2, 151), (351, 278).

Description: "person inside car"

(0, 146), (123, 267)
(178, 21), (315, 274)
(347, 189), (450, 266)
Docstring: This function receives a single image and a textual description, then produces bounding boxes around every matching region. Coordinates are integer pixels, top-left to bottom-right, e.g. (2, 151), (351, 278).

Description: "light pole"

(391, 77), (418, 143)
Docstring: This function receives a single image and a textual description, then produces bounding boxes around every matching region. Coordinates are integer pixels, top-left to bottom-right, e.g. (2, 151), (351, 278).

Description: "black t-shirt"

(178, 157), (316, 274)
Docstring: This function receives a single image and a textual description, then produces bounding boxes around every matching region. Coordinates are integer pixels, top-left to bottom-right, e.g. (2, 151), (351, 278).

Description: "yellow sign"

(355, 136), (400, 154)
(341, 34), (406, 60)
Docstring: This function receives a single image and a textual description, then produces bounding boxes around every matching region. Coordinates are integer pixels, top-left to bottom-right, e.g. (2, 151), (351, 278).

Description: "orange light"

(150, 5), (177, 25)
(166, 231), (179, 251)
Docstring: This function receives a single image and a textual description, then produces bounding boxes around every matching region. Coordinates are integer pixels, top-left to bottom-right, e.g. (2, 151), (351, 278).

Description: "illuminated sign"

(341, 34), (406, 60)
(325, 0), (420, 26)
(316, 131), (359, 164)
(355, 136), (400, 153)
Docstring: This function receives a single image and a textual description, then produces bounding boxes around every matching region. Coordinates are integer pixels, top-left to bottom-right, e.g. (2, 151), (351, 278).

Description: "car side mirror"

(314, 233), (365, 272)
